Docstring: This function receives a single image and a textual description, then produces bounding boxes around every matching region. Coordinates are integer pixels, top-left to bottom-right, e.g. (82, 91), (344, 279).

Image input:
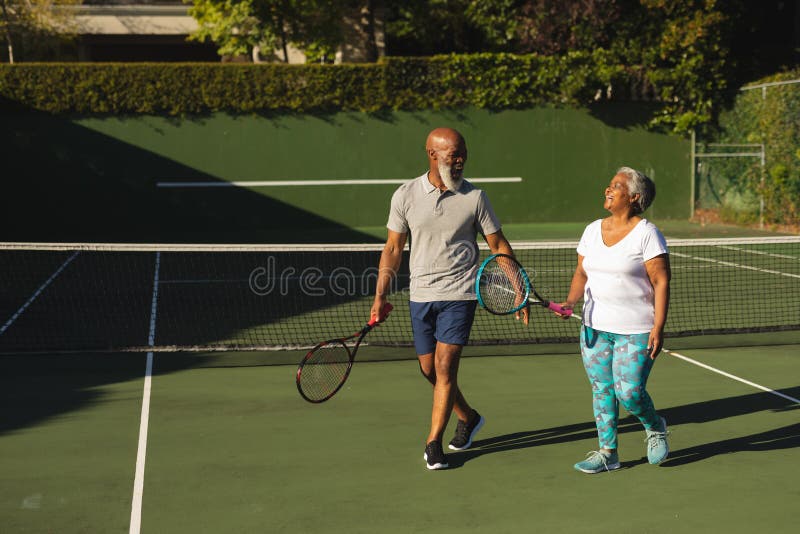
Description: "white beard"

(438, 160), (463, 193)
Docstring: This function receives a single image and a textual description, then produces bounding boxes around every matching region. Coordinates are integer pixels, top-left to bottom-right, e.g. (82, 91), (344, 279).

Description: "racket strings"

(478, 257), (529, 314)
(299, 342), (352, 401)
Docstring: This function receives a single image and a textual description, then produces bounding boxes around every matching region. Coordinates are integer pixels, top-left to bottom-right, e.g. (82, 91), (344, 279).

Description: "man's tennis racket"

(475, 254), (572, 316)
(296, 303), (394, 403)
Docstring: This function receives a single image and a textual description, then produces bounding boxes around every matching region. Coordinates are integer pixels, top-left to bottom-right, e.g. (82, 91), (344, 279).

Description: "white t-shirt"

(576, 219), (668, 334)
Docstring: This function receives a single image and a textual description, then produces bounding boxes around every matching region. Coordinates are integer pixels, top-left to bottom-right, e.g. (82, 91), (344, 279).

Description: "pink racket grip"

(547, 302), (573, 316)
(368, 303), (394, 326)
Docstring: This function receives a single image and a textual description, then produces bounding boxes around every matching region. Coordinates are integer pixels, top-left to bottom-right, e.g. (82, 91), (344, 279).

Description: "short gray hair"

(617, 166), (656, 214)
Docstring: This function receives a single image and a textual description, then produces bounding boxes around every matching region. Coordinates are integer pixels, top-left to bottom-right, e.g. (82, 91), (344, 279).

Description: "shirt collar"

(419, 172), (439, 194)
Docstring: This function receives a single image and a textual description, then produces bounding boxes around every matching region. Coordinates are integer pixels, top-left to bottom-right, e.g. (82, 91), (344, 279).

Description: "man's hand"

(371, 298), (391, 323)
(515, 304), (530, 325)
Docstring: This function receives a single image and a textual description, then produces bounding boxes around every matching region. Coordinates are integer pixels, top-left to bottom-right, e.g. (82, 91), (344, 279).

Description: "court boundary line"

(0, 251), (79, 336)
(156, 177), (522, 188)
(663, 349), (800, 404)
(670, 251), (800, 279)
(717, 244), (798, 260)
(130, 252), (161, 534)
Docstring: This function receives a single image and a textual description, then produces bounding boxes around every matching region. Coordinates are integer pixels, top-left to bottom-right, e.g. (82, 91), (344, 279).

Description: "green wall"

(3, 105), (690, 242)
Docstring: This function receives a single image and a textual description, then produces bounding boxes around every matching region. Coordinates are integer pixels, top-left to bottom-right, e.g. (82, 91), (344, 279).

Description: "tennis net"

(0, 237), (798, 353)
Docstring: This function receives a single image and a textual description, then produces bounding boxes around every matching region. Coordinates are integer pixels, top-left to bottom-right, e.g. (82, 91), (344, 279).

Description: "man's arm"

(371, 229), (407, 321)
(483, 229), (529, 325)
(483, 228), (513, 256)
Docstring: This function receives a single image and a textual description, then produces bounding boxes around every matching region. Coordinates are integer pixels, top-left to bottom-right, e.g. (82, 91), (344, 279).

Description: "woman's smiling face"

(604, 173), (637, 213)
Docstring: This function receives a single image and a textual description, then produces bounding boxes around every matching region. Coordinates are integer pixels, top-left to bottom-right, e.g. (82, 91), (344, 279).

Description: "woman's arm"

(644, 253), (671, 359)
(558, 254), (587, 317)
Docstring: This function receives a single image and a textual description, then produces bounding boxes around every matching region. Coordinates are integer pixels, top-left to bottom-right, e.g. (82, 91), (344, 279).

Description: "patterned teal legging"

(580, 326), (661, 450)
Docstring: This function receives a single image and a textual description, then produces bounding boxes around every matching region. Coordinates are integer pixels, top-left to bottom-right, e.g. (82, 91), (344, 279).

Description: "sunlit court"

(1, 233), (798, 532)
(2, 2), (799, 532)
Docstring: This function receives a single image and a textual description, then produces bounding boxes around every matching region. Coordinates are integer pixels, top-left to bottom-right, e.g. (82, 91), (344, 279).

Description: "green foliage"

(0, 53), (628, 115)
(0, 46), (728, 139)
(515, 0), (623, 54)
(640, 1), (731, 134)
(187, 0), (272, 59)
(186, 0), (346, 62)
(382, 52), (624, 109)
(385, 1), (737, 135)
(0, 0), (81, 63)
(716, 70), (800, 227)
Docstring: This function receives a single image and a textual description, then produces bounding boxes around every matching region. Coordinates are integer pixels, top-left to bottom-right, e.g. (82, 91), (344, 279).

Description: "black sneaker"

(448, 410), (485, 451)
(423, 441), (449, 470)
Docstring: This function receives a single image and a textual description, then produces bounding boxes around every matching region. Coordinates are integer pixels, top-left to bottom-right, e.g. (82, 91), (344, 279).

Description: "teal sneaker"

(574, 450), (620, 474)
(645, 416), (669, 464)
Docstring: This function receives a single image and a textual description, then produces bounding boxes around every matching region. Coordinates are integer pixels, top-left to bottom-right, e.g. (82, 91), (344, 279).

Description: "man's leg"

(417, 352), (473, 425)
(425, 341), (463, 445)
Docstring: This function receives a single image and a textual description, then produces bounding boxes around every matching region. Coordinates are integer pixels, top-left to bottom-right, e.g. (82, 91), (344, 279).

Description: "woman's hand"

(647, 329), (664, 360)
(555, 302), (573, 320)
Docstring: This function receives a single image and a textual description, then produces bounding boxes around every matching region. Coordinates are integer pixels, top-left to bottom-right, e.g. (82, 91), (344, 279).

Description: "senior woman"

(559, 167), (671, 474)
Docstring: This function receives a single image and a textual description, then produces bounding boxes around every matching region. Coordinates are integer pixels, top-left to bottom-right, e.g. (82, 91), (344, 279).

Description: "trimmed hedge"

(0, 52), (635, 115)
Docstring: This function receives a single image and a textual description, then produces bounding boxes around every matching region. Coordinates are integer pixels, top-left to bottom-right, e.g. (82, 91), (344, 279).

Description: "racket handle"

(368, 302), (394, 326)
(547, 302), (573, 316)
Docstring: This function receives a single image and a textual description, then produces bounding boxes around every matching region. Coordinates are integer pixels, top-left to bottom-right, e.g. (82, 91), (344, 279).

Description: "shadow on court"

(0, 353), (147, 435)
(0, 99), (379, 244)
(447, 386), (800, 469)
(661, 422), (800, 467)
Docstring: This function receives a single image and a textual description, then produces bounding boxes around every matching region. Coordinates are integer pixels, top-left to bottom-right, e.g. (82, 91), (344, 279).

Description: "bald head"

(426, 127), (466, 154)
(426, 127), (468, 192)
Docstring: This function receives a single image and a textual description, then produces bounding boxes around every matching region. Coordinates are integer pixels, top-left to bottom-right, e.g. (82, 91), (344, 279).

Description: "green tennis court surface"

(1, 222), (798, 532)
(1, 344), (797, 533)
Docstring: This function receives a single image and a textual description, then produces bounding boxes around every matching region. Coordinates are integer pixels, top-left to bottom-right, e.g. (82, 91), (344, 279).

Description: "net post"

(759, 143), (765, 229)
(690, 129), (696, 219)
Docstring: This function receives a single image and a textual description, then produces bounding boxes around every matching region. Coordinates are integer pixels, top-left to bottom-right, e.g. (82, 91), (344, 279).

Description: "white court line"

(566, 312), (798, 404)
(156, 177), (522, 188)
(0, 251), (79, 336)
(130, 252), (161, 534)
(670, 251), (800, 279)
(716, 244), (798, 260)
(663, 349), (800, 405)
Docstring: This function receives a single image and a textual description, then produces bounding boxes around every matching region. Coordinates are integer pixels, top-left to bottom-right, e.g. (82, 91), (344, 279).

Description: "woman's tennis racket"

(475, 254), (572, 316)
(296, 303), (394, 403)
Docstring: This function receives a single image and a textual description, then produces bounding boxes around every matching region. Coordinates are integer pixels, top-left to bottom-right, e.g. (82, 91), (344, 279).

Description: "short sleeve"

(641, 223), (668, 261)
(475, 190), (501, 236)
(386, 186), (408, 234)
(576, 220), (599, 257)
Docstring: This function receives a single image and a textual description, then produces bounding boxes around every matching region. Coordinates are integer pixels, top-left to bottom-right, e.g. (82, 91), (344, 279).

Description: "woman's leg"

(611, 332), (660, 430)
(580, 326), (619, 450)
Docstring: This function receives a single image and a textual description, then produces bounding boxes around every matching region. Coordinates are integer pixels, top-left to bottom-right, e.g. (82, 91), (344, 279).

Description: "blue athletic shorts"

(409, 300), (478, 355)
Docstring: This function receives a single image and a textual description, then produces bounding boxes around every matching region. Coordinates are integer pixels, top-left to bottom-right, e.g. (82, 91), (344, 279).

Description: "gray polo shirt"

(387, 173), (501, 302)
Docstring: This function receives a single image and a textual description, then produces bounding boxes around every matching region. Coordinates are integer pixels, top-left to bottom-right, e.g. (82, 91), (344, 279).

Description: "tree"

(617, 0), (735, 132)
(384, 0), (738, 133)
(515, 0), (622, 54)
(384, 0), (521, 55)
(1, 0), (80, 63)
(187, 0), (366, 63)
